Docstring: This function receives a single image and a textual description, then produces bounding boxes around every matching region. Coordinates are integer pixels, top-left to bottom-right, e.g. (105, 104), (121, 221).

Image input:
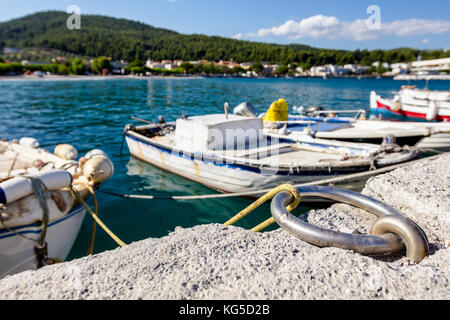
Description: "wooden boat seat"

(215, 143), (293, 159)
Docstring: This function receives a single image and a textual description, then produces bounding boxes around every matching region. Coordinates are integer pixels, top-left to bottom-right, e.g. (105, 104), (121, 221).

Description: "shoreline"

(0, 75), (204, 81)
(0, 74), (402, 81)
(1, 74), (448, 82)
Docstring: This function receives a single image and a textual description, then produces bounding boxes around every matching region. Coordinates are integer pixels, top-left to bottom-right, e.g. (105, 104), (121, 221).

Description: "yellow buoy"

(263, 99), (289, 122)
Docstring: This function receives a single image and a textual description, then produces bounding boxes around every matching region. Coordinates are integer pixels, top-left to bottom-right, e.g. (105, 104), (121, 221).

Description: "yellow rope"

(69, 185), (126, 248)
(85, 184), (98, 255)
(224, 184), (301, 231)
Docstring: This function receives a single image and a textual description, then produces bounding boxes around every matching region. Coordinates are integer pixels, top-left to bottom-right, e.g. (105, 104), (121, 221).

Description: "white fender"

(426, 101), (438, 121)
(0, 190), (75, 228)
(369, 91), (378, 110)
(82, 151), (114, 185)
(54, 144), (78, 160)
(19, 137), (39, 149)
(0, 170), (72, 204)
(85, 149), (108, 159)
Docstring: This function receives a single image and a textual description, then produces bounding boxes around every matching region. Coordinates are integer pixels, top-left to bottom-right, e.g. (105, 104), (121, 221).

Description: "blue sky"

(1, 0), (449, 50)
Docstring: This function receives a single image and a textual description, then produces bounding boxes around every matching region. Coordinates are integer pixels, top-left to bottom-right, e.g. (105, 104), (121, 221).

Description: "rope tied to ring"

(224, 184), (301, 232)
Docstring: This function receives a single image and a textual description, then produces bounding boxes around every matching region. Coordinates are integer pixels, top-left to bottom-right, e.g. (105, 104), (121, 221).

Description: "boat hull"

(0, 205), (85, 278)
(125, 133), (380, 198)
(370, 92), (450, 121)
(416, 133), (450, 153)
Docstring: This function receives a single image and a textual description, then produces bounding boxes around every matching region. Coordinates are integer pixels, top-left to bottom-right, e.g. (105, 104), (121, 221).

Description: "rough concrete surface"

(0, 154), (449, 300)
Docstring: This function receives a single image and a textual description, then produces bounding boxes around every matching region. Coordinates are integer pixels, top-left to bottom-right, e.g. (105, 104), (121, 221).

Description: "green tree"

(125, 59), (146, 74)
(202, 63), (217, 74)
(276, 65), (289, 75)
(68, 58), (86, 75)
(91, 56), (111, 75)
(376, 65), (389, 75)
(57, 63), (68, 75)
(251, 62), (263, 73)
(180, 62), (194, 73)
(130, 66), (145, 74)
(0, 63), (13, 74)
(231, 66), (243, 74)
(192, 63), (204, 74)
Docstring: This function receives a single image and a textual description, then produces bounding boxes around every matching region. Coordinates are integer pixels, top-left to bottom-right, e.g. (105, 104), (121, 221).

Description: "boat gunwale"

(124, 129), (393, 174)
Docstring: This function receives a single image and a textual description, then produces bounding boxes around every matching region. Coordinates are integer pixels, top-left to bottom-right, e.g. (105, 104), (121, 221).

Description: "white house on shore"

(390, 63), (410, 75)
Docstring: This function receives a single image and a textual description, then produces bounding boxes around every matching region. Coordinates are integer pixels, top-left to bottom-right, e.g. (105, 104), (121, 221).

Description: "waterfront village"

(1, 47), (450, 80)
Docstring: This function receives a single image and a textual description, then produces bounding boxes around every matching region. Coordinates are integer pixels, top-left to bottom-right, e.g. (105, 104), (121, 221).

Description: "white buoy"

(19, 137), (39, 149)
(0, 170), (72, 204)
(82, 156), (114, 185)
(54, 144), (78, 160)
(426, 101), (438, 121)
(85, 149), (108, 159)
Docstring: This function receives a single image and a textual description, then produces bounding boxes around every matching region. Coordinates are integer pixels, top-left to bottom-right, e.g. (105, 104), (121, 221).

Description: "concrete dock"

(0, 153), (448, 299)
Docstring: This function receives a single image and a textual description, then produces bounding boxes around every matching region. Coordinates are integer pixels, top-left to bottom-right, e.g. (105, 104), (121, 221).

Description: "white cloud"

(422, 39), (429, 44)
(233, 33), (243, 40)
(244, 15), (450, 41)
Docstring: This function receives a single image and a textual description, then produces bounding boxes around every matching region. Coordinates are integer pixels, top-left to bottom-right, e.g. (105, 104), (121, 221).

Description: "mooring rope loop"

(224, 184), (301, 227)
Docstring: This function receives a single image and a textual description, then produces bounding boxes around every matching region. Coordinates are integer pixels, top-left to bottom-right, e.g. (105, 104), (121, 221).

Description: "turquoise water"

(0, 77), (448, 260)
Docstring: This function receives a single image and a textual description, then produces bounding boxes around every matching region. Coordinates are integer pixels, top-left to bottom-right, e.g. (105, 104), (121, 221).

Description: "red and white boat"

(370, 86), (450, 121)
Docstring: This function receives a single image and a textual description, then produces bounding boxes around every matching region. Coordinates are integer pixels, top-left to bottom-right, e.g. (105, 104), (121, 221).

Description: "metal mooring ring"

(270, 186), (429, 262)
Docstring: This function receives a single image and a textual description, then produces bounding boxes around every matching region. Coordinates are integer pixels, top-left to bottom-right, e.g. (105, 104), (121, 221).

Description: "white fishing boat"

(0, 138), (114, 278)
(282, 114), (450, 153)
(123, 113), (419, 197)
(370, 86), (450, 121)
(234, 100), (450, 152)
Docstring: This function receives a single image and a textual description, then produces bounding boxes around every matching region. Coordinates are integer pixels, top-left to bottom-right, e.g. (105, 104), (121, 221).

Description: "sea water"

(0, 77), (448, 259)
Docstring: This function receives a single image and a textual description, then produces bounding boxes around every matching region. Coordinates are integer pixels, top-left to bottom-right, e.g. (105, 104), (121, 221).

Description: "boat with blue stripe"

(124, 112), (420, 197)
(0, 138), (114, 278)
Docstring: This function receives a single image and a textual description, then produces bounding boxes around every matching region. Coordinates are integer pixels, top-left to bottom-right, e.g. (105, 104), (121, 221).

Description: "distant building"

(372, 62), (390, 69)
(240, 62), (252, 70)
(52, 57), (67, 64)
(21, 60), (49, 66)
(226, 62), (240, 69)
(310, 65), (332, 77)
(2, 47), (21, 54)
(390, 63), (410, 75)
(164, 63), (177, 70)
(111, 60), (128, 74)
(146, 59), (164, 69)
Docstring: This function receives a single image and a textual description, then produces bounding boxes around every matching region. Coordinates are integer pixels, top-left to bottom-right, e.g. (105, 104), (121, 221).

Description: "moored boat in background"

(233, 100), (450, 153)
(370, 86), (450, 121)
(124, 113), (420, 199)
